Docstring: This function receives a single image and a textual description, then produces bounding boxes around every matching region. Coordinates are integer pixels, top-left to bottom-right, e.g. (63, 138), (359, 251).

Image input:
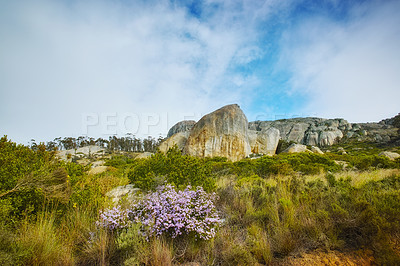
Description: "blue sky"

(1, 0), (399, 144)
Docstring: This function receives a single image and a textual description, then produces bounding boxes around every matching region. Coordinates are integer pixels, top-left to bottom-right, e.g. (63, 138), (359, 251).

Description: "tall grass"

(214, 172), (400, 264)
(16, 212), (73, 265)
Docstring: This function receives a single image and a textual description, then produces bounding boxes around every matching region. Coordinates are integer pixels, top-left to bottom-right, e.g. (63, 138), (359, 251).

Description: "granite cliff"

(160, 105), (399, 160)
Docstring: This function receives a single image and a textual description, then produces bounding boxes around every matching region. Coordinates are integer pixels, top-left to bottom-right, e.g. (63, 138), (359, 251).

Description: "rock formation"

(159, 131), (190, 153)
(248, 128), (280, 155)
(249, 117), (397, 147)
(167, 120), (196, 138)
(159, 104), (399, 160)
(105, 185), (140, 204)
(379, 151), (400, 160)
(311, 146), (324, 154)
(57, 145), (105, 161)
(281, 143), (310, 154)
(183, 104), (251, 161)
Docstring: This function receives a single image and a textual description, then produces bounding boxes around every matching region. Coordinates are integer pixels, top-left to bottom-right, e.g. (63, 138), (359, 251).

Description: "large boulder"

(57, 145), (105, 161)
(183, 104), (251, 161)
(311, 146), (324, 154)
(281, 143), (311, 154)
(159, 131), (190, 153)
(105, 185), (140, 204)
(167, 120), (196, 138)
(318, 130), (343, 146)
(379, 151), (400, 160)
(248, 128), (280, 155)
(135, 152), (153, 159)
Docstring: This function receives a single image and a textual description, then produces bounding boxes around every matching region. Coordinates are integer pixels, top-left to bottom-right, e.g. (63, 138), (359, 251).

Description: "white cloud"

(0, 0), (283, 143)
(280, 0), (400, 122)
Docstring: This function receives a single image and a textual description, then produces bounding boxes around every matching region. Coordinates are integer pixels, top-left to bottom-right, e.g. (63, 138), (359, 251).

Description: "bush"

(115, 223), (149, 265)
(128, 147), (215, 191)
(350, 154), (395, 170)
(97, 185), (222, 241)
(0, 136), (70, 225)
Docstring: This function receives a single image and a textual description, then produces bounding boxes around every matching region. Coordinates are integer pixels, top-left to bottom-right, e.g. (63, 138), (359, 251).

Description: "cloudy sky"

(1, 0), (399, 144)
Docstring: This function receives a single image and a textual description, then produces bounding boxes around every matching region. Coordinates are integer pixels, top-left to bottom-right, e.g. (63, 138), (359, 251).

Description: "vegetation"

(33, 134), (164, 152)
(1, 135), (400, 265)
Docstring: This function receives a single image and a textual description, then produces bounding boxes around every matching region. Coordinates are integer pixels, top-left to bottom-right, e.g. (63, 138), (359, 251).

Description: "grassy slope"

(1, 138), (400, 265)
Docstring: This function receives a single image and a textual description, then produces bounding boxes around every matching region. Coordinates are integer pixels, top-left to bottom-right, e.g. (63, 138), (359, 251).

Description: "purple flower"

(96, 184), (222, 240)
(130, 184), (222, 240)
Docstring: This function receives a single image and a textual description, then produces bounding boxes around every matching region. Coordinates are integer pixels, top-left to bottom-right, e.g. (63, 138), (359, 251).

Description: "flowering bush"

(96, 205), (132, 230)
(97, 185), (222, 240)
(131, 184), (222, 240)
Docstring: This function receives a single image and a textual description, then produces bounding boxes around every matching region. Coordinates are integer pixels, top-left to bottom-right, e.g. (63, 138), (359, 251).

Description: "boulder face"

(159, 131), (190, 153)
(311, 146), (324, 154)
(281, 143), (310, 154)
(249, 116), (399, 147)
(161, 105), (399, 160)
(248, 128), (280, 155)
(105, 185), (140, 204)
(167, 120), (196, 138)
(379, 151), (400, 160)
(183, 104), (251, 161)
(249, 118), (348, 146)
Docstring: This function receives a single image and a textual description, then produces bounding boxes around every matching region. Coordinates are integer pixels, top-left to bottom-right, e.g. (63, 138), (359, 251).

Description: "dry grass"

(335, 168), (400, 187)
(18, 212), (74, 265)
(303, 168), (400, 187)
(148, 238), (173, 266)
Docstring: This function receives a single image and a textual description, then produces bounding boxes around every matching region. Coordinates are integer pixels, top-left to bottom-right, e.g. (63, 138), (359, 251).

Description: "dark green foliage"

(47, 134), (164, 152)
(105, 155), (136, 168)
(128, 146), (215, 191)
(230, 152), (341, 178)
(0, 136), (55, 224)
(349, 154), (395, 170)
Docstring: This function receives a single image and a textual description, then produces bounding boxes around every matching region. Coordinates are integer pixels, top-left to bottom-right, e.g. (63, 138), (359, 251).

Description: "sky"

(1, 0), (399, 144)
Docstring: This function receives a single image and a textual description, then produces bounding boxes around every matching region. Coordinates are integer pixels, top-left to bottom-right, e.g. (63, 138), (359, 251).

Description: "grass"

(1, 138), (400, 265)
(304, 168), (400, 187)
(2, 174), (399, 265)
(16, 212), (74, 265)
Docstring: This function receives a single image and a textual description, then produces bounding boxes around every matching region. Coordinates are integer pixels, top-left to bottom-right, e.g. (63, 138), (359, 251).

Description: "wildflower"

(96, 184), (222, 240)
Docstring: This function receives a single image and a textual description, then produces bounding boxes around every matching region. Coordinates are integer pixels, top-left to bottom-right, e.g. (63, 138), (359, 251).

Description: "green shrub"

(0, 136), (70, 225)
(128, 146), (215, 191)
(115, 223), (149, 265)
(350, 154), (395, 170)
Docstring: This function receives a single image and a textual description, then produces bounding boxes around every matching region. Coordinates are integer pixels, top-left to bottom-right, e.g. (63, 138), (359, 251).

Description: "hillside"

(1, 106), (400, 265)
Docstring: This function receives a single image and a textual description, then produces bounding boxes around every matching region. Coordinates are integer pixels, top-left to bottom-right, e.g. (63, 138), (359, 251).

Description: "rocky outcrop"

(57, 145), (105, 161)
(249, 116), (398, 147)
(160, 104), (399, 160)
(167, 120), (196, 138)
(105, 185), (140, 204)
(135, 152), (153, 159)
(311, 146), (324, 154)
(183, 104), (251, 161)
(159, 131), (190, 153)
(249, 118), (349, 146)
(88, 160), (107, 175)
(379, 151), (400, 160)
(248, 128), (280, 155)
(281, 143), (310, 154)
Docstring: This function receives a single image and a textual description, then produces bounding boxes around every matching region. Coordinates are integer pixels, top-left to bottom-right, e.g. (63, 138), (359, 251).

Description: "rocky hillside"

(250, 117), (398, 146)
(160, 104), (399, 160)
